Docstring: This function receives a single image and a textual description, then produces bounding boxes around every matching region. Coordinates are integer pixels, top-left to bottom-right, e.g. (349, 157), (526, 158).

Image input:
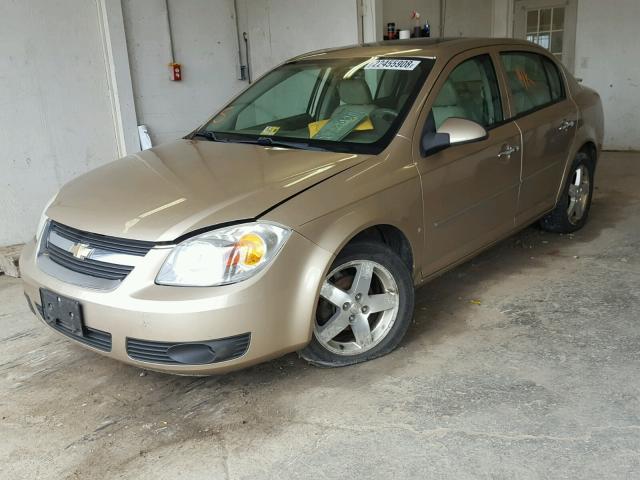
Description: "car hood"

(46, 139), (367, 242)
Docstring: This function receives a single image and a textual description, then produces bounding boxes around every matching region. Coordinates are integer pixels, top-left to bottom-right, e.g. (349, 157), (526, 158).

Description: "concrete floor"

(1, 151), (639, 479)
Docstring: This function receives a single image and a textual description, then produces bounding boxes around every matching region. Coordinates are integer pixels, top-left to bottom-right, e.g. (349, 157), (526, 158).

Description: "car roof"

(293, 37), (538, 61)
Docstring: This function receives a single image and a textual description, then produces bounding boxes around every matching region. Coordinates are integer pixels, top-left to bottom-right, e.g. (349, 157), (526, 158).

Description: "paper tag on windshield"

(260, 125), (280, 135)
(365, 59), (421, 71)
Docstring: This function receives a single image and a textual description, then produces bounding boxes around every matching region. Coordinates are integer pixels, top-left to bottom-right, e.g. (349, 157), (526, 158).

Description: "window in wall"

(526, 7), (565, 61)
(431, 55), (503, 129)
(501, 52), (554, 115)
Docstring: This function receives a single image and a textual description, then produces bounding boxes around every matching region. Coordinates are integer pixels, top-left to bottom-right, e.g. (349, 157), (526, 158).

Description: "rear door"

(497, 49), (578, 225)
(412, 49), (522, 276)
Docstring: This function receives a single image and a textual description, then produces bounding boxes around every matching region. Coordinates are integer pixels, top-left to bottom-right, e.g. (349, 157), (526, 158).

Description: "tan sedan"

(20, 38), (604, 374)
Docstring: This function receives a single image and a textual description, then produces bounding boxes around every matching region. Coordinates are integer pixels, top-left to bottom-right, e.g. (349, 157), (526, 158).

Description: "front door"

(513, 0), (578, 73)
(413, 50), (522, 277)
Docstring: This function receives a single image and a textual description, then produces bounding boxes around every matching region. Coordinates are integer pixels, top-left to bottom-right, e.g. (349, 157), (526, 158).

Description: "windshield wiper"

(237, 136), (326, 151)
(191, 130), (220, 142)
(193, 131), (325, 151)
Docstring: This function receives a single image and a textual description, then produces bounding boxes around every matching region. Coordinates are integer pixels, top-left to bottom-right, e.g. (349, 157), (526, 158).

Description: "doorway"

(513, 0), (578, 72)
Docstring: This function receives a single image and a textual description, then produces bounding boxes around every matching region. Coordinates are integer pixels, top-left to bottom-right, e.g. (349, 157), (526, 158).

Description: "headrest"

(434, 82), (459, 107)
(338, 78), (373, 105)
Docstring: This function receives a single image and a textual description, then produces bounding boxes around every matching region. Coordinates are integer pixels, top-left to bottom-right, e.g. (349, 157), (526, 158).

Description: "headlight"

(35, 193), (58, 243)
(156, 222), (291, 286)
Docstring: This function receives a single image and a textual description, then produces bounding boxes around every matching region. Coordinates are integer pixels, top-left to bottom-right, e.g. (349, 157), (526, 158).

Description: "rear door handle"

(498, 144), (520, 158)
(558, 119), (576, 131)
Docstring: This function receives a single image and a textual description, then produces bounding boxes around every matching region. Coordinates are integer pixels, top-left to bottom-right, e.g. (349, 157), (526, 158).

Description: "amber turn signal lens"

(236, 233), (266, 266)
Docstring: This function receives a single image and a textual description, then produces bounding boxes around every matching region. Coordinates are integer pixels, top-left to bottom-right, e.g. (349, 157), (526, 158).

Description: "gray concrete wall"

(122, 0), (247, 146)
(444, 0), (493, 37)
(574, 0), (640, 150)
(0, 0), (121, 247)
(491, 0), (513, 37)
(237, 0), (360, 79)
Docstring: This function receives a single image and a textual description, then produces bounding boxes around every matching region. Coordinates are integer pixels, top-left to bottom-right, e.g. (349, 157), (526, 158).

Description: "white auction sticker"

(365, 59), (421, 71)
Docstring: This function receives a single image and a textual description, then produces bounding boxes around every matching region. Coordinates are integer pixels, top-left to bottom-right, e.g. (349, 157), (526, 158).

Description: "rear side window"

(501, 52), (555, 115)
(542, 57), (565, 101)
(431, 54), (503, 129)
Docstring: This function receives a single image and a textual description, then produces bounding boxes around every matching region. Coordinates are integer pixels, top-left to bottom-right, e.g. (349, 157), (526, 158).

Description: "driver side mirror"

(421, 117), (488, 157)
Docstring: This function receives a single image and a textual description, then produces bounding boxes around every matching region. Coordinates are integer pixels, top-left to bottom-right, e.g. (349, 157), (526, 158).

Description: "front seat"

(315, 78), (376, 141)
(334, 78), (375, 114)
(432, 81), (467, 129)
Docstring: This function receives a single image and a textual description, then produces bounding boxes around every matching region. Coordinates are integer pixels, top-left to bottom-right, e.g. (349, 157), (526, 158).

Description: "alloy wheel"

(567, 164), (591, 225)
(314, 260), (400, 356)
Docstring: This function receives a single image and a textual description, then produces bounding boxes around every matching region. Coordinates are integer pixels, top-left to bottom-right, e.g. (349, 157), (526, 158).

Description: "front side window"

(430, 55), (503, 130)
(501, 52), (557, 115)
(201, 57), (435, 154)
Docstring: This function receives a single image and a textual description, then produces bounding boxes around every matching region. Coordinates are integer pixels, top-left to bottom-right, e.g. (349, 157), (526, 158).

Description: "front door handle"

(558, 119), (576, 132)
(498, 144), (520, 158)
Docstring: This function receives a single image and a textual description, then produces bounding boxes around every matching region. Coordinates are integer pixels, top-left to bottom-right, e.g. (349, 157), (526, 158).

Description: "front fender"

(262, 139), (424, 282)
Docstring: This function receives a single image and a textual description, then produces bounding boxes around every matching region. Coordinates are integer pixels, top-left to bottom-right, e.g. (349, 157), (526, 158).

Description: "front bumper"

(20, 231), (333, 374)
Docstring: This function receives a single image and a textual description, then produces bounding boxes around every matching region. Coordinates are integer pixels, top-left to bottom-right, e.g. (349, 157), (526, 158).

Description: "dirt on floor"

(1, 152), (639, 479)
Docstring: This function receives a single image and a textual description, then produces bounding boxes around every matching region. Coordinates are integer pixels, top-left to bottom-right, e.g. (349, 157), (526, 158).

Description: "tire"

(539, 151), (595, 233)
(300, 241), (415, 367)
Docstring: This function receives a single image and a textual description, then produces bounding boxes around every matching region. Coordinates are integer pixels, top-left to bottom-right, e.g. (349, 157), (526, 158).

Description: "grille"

(35, 303), (112, 352)
(46, 242), (134, 280)
(49, 221), (155, 256)
(127, 333), (251, 365)
(42, 221), (155, 281)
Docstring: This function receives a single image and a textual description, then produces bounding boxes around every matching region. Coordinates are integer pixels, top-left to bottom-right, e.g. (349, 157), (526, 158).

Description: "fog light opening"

(166, 343), (217, 365)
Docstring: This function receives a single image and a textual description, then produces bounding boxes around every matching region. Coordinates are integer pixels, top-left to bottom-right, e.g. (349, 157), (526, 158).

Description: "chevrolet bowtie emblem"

(69, 243), (93, 260)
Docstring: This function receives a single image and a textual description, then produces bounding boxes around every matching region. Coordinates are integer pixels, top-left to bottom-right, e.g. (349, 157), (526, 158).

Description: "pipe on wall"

(164, 0), (175, 64)
(233, 0), (247, 81)
(243, 31), (251, 83)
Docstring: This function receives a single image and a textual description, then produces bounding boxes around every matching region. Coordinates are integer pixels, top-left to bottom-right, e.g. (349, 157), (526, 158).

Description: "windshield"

(199, 56), (435, 154)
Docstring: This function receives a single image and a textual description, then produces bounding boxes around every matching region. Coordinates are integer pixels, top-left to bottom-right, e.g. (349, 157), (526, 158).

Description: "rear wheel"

(300, 242), (414, 367)
(539, 152), (595, 233)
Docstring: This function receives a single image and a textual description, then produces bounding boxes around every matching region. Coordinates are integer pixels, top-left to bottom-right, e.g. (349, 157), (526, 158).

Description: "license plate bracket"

(40, 289), (85, 337)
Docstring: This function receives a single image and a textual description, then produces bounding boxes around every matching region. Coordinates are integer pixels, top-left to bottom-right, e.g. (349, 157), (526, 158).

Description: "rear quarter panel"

(555, 68), (604, 203)
(571, 78), (605, 155)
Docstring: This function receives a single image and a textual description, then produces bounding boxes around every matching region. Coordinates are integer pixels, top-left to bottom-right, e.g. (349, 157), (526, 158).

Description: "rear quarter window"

(542, 57), (565, 101)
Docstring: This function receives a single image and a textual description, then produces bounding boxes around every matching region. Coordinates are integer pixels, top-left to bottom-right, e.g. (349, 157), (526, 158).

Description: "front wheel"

(300, 242), (414, 367)
(539, 152), (595, 233)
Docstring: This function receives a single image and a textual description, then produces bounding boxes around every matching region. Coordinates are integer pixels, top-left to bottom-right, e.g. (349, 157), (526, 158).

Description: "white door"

(513, 0), (578, 73)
